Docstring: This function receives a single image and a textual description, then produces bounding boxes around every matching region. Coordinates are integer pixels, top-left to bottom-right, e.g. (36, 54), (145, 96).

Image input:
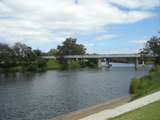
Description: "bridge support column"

(135, 57), (139, 70)
(106, 58), (110, 68)
(142, 60), (145, 66)
(98, 58), (102, 68)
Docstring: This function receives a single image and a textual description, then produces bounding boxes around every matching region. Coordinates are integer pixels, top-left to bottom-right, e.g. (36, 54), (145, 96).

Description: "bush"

(130, 78), (141, 94)
(22, 60), (47, 72)
(68, 60), (81, 69)
(37, 60), (47, 71)
(23, 63), (37, 71)
(130, 69), (160, 100)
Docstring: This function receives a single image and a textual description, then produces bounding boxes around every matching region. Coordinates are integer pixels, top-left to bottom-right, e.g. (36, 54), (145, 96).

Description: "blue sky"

(0, 0), (160, 53)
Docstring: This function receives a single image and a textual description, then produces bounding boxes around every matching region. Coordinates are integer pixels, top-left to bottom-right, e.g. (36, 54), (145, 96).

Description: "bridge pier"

(98, 58), (102, 68)
(135, 57), (139, 70)
(106, 58), (111, 68)
(142, 60), (145, 66)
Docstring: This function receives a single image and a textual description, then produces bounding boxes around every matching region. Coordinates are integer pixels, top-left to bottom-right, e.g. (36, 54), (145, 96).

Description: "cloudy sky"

(0, 0), (160, 53)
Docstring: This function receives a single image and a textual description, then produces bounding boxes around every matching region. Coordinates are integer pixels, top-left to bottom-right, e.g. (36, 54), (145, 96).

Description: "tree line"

(0, 38), (86, 72)
(0, 33), (159, 72)
(0, 42), (47, 72)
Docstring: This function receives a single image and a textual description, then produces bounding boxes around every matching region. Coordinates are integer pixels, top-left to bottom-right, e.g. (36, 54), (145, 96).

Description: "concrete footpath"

(79, 91), (160, 120)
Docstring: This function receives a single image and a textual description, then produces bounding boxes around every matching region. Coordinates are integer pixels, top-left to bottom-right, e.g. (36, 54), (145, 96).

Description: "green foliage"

(85, 59), (98, 68)
(47, 49), (59, 56)
(68, 60), (81, 69)
(130, 68), (160, 100)
(33, 49), (42, 56)
(110, 101), (160, 120)
(0, 43), (16, 68)
(0, 38), (89, 72)
(37, 60), (47, 71)
(141, 32), (160, 64)
(46, 60), (61, 70)
(0, 42), (47, 72)
(130, 78), (141, 94)
(22, 60), (47, 72)
(57, 37), (86, 55)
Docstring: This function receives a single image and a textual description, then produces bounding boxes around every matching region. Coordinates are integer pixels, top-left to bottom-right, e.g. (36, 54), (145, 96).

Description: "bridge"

(42, 54), (154, 69)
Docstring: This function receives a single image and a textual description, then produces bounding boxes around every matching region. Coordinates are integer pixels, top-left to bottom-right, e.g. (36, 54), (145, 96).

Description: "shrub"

(68, 60), (81, 69)
(130, 68), (160, 100)
(130, 78), (141, 94)
(37, 60), (47, 72)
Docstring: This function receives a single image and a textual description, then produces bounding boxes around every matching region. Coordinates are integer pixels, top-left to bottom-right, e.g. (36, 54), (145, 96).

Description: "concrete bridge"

(42, 54), (154, 69)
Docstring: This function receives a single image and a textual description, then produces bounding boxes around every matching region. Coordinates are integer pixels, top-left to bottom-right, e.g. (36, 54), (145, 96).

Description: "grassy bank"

(110, 100), (160, 120)
(130, 65), (160, 100)
(46, 60), (82, 70)
(46, 60), (61, 70)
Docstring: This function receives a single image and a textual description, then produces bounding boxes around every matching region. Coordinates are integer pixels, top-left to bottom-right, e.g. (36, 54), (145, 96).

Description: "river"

(0, 63), (151, 120)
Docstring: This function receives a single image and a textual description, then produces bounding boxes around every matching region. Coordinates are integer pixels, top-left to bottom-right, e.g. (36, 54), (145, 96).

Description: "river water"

(0, 63), (151, 120)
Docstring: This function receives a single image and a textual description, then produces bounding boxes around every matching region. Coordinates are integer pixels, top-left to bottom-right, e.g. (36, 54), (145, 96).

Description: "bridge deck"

(42, 54), (142, 59)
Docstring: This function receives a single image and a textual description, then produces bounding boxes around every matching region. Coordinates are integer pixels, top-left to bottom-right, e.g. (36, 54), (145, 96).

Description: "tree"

(33, 49), (42, 56)
(13, 42), (35, 61)
(141, 32), (160, 64)
(57, 38), (86, 55)
(47, 48), (59, 56)
(0, 43), (15, 68)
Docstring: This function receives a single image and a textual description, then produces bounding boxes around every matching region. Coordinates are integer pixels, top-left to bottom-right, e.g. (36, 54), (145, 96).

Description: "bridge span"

(43, 54), (141, 59)
(42, 54), (154, 69)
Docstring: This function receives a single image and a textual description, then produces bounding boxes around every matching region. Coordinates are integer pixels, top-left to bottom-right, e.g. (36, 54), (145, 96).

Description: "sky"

(0, 0), (160, 53)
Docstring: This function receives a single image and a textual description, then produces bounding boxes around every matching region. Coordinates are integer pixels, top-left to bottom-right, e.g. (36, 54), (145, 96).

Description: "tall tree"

(57, 38), (86, 55)
(0, 43), (15, 67)
(141, 32), (160, 64)
(13, 42), (34, 59)
(33, 49), (42, 56)
(47, 49), (59, 56)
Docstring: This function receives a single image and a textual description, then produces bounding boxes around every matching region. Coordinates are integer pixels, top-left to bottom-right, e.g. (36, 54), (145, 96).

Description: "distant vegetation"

(0, 37), (88, 72)
(0, 42), (47, 72)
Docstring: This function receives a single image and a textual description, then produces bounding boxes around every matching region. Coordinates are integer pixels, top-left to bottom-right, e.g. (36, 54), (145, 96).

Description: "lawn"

(109, 100), (160, 120)
(46, 60), (61, 70)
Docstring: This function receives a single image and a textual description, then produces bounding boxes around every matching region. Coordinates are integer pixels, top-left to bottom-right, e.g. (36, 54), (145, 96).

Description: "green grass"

(109, 100), (160, 120)
(130, 68), (160, 100)
(46, 60), (61, 70)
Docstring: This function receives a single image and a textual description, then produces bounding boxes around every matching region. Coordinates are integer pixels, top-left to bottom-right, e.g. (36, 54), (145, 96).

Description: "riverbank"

(79, 91), (160, 120)
(130, 66), (160, 100)
(49, 96), (131, 120)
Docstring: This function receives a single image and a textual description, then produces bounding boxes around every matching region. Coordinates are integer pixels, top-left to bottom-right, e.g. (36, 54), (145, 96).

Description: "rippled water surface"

(0, 64), (151, 120)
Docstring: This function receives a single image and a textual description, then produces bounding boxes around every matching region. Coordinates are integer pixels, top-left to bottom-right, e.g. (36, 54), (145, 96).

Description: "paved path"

(79, 91), (160, 120)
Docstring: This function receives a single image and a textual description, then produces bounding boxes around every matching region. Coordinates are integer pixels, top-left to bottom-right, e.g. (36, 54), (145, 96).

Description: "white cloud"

(130, 39), (147, 45)
(0, 0), (158, 51)
(108, 0), (160, 9)
(95, 34), (117, 41)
